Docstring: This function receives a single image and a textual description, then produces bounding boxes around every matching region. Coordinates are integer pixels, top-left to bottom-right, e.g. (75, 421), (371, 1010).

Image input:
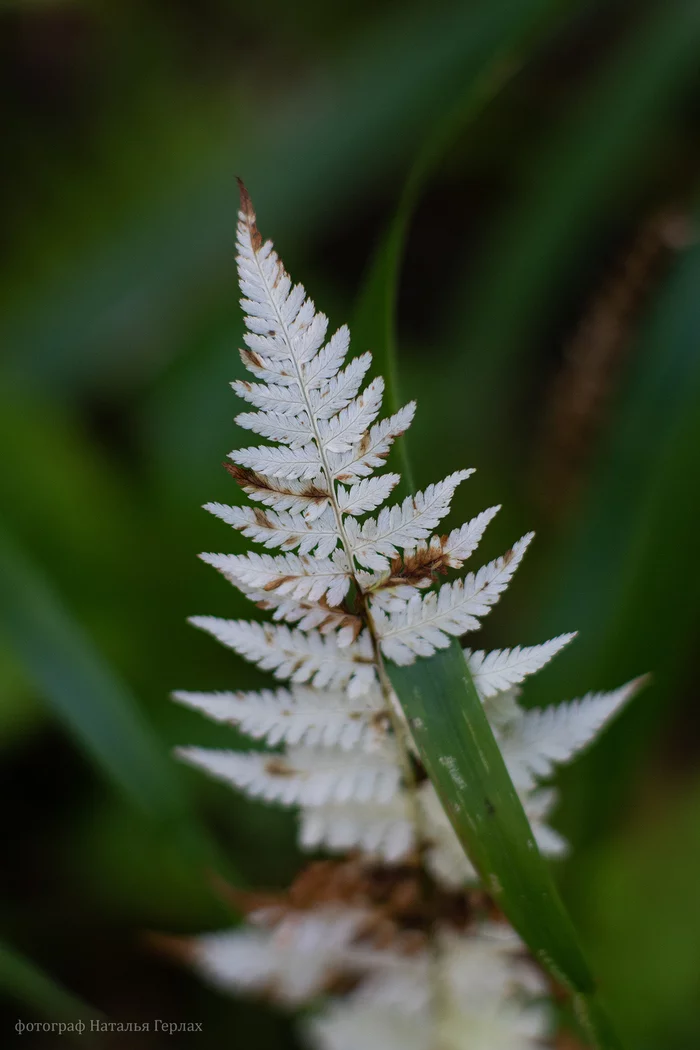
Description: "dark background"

(1, 0), (700, 1046)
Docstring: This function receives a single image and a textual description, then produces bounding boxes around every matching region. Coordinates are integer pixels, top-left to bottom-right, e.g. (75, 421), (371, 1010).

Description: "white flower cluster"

(173, 185), (641, 1048)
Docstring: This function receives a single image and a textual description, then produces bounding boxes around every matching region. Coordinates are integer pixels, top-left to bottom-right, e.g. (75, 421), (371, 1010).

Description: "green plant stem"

(388, 643), (622, 1048)
(354, 0), (577, 497)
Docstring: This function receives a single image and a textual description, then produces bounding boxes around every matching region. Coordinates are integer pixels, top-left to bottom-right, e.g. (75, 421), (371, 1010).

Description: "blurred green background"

(1, 0), (700, 1046)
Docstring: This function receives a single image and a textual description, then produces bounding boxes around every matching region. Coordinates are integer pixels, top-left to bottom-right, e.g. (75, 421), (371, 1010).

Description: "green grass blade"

(0, 526), (222, 873)
(353, 0), (575, 495)
(388, 641), (621, 1047)
(351, 7), (629, 1036)
(0, 939), (101, 1041)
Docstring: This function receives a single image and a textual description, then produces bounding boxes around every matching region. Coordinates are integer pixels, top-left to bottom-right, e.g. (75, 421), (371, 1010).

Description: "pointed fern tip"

(236, 177), (255, 221)
(624, 673), (652, 699)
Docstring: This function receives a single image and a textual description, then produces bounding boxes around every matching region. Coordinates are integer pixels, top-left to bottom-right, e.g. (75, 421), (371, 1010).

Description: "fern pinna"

(172, 183), (641, 1049)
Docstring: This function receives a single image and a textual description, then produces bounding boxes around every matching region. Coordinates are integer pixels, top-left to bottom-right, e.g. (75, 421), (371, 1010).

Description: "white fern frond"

(222, 465), (331, 520)
(299, 797), (415, 862)
(524, 791), (569, 858)
(311, 352), (373, 419)
(312, 999), (551, 1050)
(466, 633), (576, 698)
(202, 572), (360, 642)
(532, 822), (568, 859)
(234, 408), (314, 448)
(499, 678), (644, 790)
(188, 617), (377, 696)
(523, 786), (558, 824)
(238, 348), (301, 386)
(363, 505), (502, 605)
(176, 744), (402, 807)
(454, 531), (534, 616)
(205, 503), (341, 558)
(335, 474), (401, 515)
(172, 686), (384, 751)
(329, 403), (416, 481)
(362, 584), (421, 614)
(200, 550), (351, 606)
(234, 381), (384, 454)
(308, 925), (551, 1050)
(434, 505), (503, 568)
(193, 907), (371, 1005)
(302, 325), (351, 388)
(175, 186), (645, 1050)
(232, 377), (306, 416)
(249, 591), (362, 644)
(346, 470), (473, 570)
(241, 308), (326, 362)
(316, 377), (385, 454)
(373, 534), (534, 664)
(310, 998), (426, 1050)
(482, 687), (522, 729)
(235, 195), (397, 486)
(231, 440), (323, 482)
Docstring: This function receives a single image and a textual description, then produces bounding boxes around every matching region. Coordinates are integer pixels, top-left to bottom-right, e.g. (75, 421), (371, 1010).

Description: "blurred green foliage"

(1, 1), (699, 1046)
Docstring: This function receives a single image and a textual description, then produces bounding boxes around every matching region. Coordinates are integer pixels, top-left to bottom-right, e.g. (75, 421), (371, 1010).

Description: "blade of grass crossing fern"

(360, 10), (628, 1030)
(388, 641), (623, 1049)
(0, 527), (222, 874)
(0, 939), (102, 1041)
(353, 0), (575, 497)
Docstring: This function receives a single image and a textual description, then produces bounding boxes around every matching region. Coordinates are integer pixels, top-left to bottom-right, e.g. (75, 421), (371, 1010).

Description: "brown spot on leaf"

(263, 576), (293, 592)
(253, 507), (274, 528)
(236, 177), (263, 251)
(223, 462), (330, 505)
(223, 462), (261, 486)
(303, 485), (331, 503)
(369, 711), (391, 734)
(241, 348), (263, 370)
(373, 543), (452, 590)
(264, 757), (295, 777)
(346, 617), (363, 642)
(357, 431), (371, 455)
